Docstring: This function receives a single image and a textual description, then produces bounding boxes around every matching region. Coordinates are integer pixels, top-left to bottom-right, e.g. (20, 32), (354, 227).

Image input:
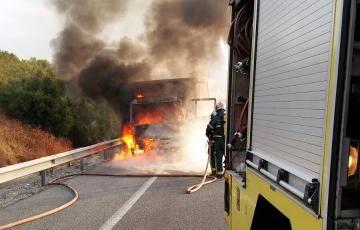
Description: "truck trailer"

(225, 0), (360, 229)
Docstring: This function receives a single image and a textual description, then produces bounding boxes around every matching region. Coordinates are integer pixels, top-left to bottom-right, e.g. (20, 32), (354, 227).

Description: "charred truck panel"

(225, 0), (360, 229)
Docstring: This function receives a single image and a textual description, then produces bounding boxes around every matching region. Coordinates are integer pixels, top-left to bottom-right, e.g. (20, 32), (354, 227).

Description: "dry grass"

(0, 114), (72, 167)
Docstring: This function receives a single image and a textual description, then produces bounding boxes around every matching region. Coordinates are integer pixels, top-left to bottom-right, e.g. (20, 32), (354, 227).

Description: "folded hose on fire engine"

(228, 0), (253, 58)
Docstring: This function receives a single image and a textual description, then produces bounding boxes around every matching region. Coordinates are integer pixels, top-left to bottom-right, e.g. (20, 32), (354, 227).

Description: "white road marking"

(98, 177), (157, 230)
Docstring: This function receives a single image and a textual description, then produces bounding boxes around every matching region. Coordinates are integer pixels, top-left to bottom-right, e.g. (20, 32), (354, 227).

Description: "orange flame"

(135, 92), (144, 99)
(115, 123), (159, 160)
(115, 103), (184, 160)
(135, 112), (163, 125)
(115, 123), (143, 160)
(142, 137), (160, 153)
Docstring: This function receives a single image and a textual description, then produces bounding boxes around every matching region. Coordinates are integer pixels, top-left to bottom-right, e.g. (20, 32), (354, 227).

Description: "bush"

(69, 100), (121, 147)
(0, 51), (55, 85)
(0, 77), (74, 137)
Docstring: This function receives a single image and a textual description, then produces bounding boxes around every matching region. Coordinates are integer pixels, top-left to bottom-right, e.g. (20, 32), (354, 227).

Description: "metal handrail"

(0, 139), (121, 184)
(246, 159), (306, 200)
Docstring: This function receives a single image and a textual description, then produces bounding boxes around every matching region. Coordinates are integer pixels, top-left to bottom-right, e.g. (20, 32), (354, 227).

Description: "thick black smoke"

(146, 0), (228, 75)
(51, 0), (228, 121)
(77, 54), (150, 116)
(52, 25), (105, 78)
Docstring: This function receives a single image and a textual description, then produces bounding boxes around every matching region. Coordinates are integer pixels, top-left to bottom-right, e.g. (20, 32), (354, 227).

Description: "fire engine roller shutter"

(251, 0), (335, 182)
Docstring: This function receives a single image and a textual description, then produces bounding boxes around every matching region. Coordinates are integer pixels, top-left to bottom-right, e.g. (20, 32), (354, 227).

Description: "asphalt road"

(0, 161), (227, 230)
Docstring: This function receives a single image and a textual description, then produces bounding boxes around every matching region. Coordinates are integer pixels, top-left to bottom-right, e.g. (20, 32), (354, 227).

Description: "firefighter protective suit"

(206, 103), (226, 178)
(206, 111), (217, 176)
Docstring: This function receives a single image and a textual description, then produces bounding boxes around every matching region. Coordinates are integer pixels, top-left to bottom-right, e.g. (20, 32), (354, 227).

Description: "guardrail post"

(106, 149), (113, 160)
(49, 167), (54, 177)
(80, 158), (85, 171)
(40, 170), (47, 186)
(104, 149), (114, 160)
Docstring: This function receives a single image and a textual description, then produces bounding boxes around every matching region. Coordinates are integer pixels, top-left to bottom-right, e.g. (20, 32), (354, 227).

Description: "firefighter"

(206, 111), (217, 176)
(206, 102), (226, 178)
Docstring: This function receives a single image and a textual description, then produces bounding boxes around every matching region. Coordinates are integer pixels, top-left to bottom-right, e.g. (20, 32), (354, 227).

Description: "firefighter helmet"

(215, 101), (225, 111)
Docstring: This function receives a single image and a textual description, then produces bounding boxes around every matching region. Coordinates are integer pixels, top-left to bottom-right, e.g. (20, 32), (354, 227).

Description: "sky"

(0, 0), (61, 61)
(0, 0), (152, 62)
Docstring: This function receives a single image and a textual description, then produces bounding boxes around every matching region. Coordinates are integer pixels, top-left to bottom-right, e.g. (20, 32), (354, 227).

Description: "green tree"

(69, 100), (120, 147)
(0, 51), (121, 147)
(0, 77), (74, 137)
(24, 58), (55, 78)
(0, 51), (30, 85)
(0, 51), (55, 85)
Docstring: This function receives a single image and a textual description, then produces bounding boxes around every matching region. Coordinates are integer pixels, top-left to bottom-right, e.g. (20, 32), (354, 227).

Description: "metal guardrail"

(0, 139), (121, 185)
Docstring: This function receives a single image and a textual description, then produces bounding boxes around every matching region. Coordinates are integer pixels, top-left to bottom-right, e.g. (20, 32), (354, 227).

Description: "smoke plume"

(145, 0), (228, 76)
(51, 0), (228, 120)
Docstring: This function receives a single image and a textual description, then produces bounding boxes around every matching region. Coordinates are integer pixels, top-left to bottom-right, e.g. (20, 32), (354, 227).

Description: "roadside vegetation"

(0, 51), (121, 166)
(0, 114), (72, 167)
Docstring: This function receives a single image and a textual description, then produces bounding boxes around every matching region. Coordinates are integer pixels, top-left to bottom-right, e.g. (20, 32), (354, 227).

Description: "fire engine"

(225, 0), (360, 229)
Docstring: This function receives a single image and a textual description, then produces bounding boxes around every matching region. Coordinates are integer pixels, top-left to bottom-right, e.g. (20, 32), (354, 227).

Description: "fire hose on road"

(0, 179), (79, 230)
(0, 146), (217, 229)
(186, 142), (217, 194)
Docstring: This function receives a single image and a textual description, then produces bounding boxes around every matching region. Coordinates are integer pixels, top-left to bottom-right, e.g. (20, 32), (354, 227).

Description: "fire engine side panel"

(232, 169), (323, 230)
(251, 0), (336, 181)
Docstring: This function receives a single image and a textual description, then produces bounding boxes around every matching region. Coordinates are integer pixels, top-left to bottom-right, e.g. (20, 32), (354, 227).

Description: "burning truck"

(116, 77), (215, 159)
